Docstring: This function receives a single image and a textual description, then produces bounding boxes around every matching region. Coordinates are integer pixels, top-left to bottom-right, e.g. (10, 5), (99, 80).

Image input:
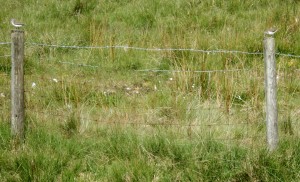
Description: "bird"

(10, 19), (25, 28)
(264, 27), (278, 36)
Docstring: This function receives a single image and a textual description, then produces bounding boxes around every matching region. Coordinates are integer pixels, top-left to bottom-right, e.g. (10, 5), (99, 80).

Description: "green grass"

(1, 122), (300, 181)
(0, 0), (300, 181)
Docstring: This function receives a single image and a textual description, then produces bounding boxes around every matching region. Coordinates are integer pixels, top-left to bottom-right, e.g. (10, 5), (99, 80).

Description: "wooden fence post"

(264, 33), (279, 151)
(11, 29), (25, 143)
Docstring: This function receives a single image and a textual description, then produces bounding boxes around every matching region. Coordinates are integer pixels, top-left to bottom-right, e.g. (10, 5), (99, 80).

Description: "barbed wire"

(23, 72), (266, 97)
(173, 136), (261, 145)
(30, 42), (300, 59)
(0, 41), (296, 58)
(58, 61), (99, 68)
(276, 53), (300, 58)
(0, 42), (11, 45)
(29, 42), (264, 55)
(53, 64), (296, 75)
(57, 60), (257, 73)
(23, 109), (261, 143)
(136, 68), (252, 73)
(29, 109), (253, 127)
(0, 109), (262, 144)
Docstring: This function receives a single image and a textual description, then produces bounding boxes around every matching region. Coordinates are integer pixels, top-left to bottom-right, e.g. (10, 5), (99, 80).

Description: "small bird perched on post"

(11, 19), (25, 28)
(264, 27), (278, 36)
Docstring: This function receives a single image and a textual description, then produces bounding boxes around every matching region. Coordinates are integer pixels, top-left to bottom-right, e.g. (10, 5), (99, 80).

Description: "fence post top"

(11, 29), (24, 33)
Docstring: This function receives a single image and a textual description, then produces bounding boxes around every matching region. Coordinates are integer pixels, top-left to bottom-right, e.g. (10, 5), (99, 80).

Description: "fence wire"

(57, 60), (255, 73)
(29, 42), (264, 55)
(27, 42), (300, 61)
(31, 109), (253, 128)
(136, 68), (252, 73)
(21, 106), (261, 145)
(276, 52), (300, 58)
(2, 41), (300, 59)
(1, 39), (299, 146)
(0, 42), (11, 45)
(58, 61), (100, 68)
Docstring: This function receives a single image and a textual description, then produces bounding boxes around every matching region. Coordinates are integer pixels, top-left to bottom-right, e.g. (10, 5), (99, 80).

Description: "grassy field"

(0, 0), (300, 181)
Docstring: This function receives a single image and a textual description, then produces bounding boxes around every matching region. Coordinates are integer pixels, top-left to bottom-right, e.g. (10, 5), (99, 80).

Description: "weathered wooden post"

(11, 29), (25, 143)
(264, 29), (279, 151)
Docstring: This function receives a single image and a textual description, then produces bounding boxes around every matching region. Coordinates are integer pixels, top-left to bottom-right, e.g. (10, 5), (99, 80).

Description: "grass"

(0, 0), (300, 181)
(1, 122), (300, 181)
